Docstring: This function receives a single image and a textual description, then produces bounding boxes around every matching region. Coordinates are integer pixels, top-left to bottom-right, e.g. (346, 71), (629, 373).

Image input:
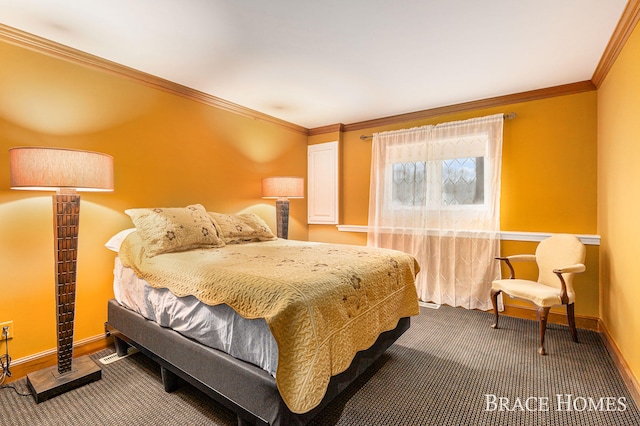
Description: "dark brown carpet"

(1, 306), (638, 425)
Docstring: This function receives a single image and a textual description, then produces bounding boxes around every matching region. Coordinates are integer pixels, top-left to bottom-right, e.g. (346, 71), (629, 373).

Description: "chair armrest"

(552, 263), (586, 304)
(553, 264), (586, 274)
(505, 254), (536, 262)
(495, 254), (536, 279)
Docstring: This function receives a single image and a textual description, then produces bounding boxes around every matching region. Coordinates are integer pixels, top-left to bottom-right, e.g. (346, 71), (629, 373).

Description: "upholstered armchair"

(490, 234), (586, 355)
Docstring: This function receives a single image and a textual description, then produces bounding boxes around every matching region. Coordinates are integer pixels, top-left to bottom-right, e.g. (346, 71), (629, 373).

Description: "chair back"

(536, 234), (586, 294)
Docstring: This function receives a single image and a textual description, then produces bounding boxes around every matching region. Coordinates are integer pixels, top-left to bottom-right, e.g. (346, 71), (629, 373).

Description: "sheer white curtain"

(367, 114), (503, 310)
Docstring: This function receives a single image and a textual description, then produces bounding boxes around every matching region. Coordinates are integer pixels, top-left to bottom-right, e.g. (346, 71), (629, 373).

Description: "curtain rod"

(359, 112), (517, 140)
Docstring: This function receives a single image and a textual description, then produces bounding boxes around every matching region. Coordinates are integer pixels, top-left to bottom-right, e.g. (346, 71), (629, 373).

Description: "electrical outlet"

(0, 321), (14, 340)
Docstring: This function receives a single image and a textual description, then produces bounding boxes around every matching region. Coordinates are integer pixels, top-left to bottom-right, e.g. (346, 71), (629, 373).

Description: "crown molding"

(308, 81), (594, 135)
(308, 123), (344, 136)
(334, 81), (595, 133)
(0, 24), (308, 135)
(592, 0), (640, 88)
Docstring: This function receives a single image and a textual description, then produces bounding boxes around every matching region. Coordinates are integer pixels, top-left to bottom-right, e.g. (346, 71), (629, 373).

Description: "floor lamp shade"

(9, 147), (114, 192)
(9, 147), (113, 403)
(261, 177), (304, 239)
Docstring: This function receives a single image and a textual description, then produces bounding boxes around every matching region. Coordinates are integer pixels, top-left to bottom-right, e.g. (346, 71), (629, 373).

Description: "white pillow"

(105, 228), (137, 252)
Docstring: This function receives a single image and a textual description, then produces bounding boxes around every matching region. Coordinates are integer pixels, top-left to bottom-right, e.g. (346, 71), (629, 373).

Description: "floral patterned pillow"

(125, 204), (224, 256)
(208, 212), (277, 244)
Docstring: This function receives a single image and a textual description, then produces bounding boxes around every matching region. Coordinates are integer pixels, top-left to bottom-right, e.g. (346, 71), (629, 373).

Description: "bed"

(104, 205), (420, 425)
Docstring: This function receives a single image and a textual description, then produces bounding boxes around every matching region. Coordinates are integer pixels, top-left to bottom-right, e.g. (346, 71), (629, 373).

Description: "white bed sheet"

(113, 257), (278, 377)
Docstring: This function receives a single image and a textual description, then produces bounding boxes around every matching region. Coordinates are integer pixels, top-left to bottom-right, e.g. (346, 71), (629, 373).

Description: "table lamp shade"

(9, 147), (114, 192)
(261, 176), (304, 199)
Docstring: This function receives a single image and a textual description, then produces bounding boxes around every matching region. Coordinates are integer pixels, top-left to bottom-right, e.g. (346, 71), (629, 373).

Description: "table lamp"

(261, 176), (304, 239)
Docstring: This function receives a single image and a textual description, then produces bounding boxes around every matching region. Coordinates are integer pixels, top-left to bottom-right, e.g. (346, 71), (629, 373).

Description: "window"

(392, 161), (425, 207)
(368, 114), (504, 311)
(441, 156), (484, 205)
(391, 156), (485, 208)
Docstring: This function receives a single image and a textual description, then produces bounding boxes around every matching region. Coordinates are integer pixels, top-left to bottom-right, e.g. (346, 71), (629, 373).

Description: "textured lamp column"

(261, 176), (304, 239)
(9, 147), (114, 403)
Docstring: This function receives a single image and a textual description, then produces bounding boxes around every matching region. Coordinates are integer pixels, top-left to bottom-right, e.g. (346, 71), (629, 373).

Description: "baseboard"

(598, 321), (640, 409)
(499, 304), (600, 331)
(4, 335), (111, 383)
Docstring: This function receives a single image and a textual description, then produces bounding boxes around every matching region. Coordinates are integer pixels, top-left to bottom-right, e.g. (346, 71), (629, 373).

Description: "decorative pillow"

(125, 204), (224, 256)
(208, 212), (277, 244)
(104, 228), (136, 252)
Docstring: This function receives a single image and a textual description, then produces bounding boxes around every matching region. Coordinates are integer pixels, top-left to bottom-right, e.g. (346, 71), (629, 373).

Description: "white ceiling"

(0, 0), (628, 129)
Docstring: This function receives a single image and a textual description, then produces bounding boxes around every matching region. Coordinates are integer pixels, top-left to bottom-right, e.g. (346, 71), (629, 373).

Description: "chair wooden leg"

(536, 306), (550, 355)
(490, 289), (501, 329)
(567, 303), (579, 343)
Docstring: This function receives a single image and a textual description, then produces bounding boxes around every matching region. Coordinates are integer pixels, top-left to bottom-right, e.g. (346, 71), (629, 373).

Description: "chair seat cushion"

(492, 279), (574, 307)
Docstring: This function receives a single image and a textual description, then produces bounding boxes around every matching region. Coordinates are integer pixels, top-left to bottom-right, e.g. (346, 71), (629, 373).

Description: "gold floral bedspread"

(119, 233), (420, 413)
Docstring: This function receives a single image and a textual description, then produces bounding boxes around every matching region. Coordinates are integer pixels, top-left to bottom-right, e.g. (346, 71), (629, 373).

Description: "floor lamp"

(9, 147), (114, 403)
(261, 176), (304, 239)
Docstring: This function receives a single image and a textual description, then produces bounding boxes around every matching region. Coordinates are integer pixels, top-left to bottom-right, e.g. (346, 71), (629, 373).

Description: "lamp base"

(275, 199), (290, 239)
(27, 355), (102, 403)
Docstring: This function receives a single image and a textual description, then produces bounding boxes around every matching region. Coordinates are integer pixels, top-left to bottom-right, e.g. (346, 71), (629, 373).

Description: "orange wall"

(597, 20), (640, 388)
(0, 40), (308, 360)
(309, 92), (599, 318)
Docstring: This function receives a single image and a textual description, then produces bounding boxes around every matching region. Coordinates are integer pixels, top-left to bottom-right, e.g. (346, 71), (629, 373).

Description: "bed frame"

(106, 299), (410, 426)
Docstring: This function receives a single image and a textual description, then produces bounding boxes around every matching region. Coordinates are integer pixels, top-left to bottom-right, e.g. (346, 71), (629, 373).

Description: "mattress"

(113, 257), (279, 376)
